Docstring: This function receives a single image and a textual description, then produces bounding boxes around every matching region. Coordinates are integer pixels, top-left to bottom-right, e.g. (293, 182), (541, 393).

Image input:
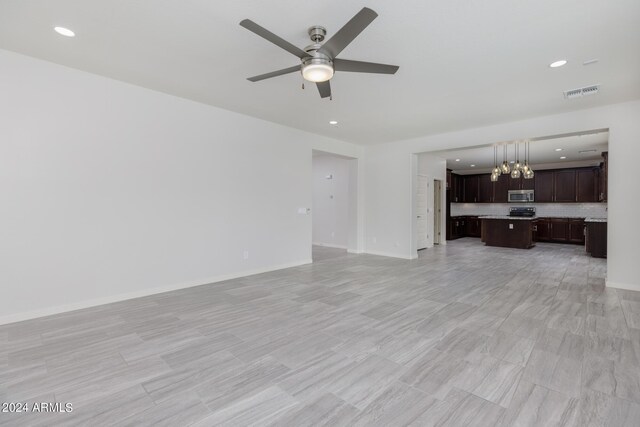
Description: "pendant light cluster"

(491, 141), (534, 181)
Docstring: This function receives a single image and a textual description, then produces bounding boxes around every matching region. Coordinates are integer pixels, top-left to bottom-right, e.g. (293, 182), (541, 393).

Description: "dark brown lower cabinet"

(466, 217), (481, 237)
(550, 219), (569, 242)
(586, 222), (607, 258)
(569, 219), (586, 244)
(533, 220), (551, 241)
(448, 217), (466, 240)
(448, 216), (480, 240)
(533, 218), (584, 245)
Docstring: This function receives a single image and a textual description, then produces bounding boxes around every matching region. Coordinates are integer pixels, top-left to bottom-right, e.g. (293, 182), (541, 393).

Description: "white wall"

(415, 154), (447, 251)
(364, 100), (640, 292)
(0, 50), (362, 324)
(312, 155), (350, 249)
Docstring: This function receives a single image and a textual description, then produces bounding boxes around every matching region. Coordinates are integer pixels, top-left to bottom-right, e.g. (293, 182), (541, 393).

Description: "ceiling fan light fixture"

(54, 26), (75, 37)
(302, 60), (334, 82)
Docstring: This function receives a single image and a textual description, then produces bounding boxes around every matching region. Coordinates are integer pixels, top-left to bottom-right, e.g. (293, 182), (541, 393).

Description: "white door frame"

(434, 179), (442, 245)
(417, 174), (429, 250)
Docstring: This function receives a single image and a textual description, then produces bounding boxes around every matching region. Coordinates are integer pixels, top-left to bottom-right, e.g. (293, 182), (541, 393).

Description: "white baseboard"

(606, 279), (640, 292)
(364, 249), (413, 260)
(312, 242), (348, 249)
(347, 249), (364, 254)
(0, 259), (313, 326)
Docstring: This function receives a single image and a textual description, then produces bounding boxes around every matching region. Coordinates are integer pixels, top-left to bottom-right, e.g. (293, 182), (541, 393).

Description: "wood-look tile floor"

(2, 239), (639, 426)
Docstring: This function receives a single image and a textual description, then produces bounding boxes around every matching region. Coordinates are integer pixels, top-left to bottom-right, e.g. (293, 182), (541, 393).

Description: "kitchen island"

(480, 216), (535, 249)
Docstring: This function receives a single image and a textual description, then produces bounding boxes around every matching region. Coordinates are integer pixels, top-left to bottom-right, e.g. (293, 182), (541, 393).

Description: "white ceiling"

(433, 131), (609, 174)
(1, 0), (639, 145)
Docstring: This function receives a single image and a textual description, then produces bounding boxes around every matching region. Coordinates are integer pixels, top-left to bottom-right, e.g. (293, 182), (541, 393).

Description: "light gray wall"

(0, 50), (362, 323)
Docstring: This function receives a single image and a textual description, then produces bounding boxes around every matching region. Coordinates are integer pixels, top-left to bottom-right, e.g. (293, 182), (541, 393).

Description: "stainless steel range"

(509, 207), (536, 217)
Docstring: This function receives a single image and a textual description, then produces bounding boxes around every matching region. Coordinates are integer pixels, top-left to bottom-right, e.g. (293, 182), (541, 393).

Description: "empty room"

(1, 1), (640, 426)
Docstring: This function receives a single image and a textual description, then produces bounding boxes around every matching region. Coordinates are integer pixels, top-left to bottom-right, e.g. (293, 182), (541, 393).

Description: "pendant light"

(521, 140), (530, 174)
(510, 142), (521, 179)
(500, 145), (511, 174)
(523, 140), (535, 179)
(513, 141), (522, 172)
(490, 145), (500, 182)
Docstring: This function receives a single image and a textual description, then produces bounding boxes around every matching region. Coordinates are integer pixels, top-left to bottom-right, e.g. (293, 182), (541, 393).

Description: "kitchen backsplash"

(451, 203), (607, 218)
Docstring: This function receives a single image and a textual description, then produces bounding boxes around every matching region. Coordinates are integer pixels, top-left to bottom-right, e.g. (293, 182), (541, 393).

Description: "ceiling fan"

(240, 7), (399, 99)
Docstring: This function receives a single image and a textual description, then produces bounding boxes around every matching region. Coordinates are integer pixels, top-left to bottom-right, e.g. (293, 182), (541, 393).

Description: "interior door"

(417, 175), (429, 249)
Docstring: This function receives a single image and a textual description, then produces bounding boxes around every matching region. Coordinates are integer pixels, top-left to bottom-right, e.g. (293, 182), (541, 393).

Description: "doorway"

(412, 153), (448, 258)
(312, 150), (360, 261)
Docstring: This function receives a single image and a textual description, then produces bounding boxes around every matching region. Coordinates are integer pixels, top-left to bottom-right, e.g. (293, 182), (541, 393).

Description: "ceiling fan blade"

(247, 65), (301, 82)
(240, 19), (311, 59)
(316, 80), (331, 99)
(333, 59), (399, 74)
(317, 7), (378, 59)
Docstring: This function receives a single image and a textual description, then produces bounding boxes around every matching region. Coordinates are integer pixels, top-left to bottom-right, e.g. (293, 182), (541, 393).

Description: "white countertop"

(585, 217), (607, 223)
(479, 215), (535, 220)
(454, 215), (606, 222)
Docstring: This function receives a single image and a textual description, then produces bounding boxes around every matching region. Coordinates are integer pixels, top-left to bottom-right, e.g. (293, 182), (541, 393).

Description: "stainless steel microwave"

(508, 189), (534, 203)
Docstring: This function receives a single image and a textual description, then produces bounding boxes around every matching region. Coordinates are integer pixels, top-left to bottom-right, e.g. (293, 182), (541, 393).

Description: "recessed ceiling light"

(555, 148), (563, 152)
(470, 164), (476, 167)
(549, 60), (567, 68)
(54, 26), (75, 37)
(455, 159), (460, 162)
(328, 120), (338, 125)
(560, 156), (567, 159)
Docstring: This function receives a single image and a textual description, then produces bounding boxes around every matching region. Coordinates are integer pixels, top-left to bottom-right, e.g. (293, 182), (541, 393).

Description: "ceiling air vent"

(564, 84), (600, 99)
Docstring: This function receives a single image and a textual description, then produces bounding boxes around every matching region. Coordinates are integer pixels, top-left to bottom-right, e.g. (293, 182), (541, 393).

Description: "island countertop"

(585, 217), (607, 223)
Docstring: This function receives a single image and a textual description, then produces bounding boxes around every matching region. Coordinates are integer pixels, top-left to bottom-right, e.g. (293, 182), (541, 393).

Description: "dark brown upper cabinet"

(478, 174), (494, 203)
(450, 173), (460, 202)
(521, 175), (535, 190)
(463, 175), (479, 203)
(554, 170), (576, 202)
(534, 170), (554, 202)
(576, 168), (598, 202)
(506, 174), (535, 191)
(449, 166), (603, 204)
(494, 174), (509, 203)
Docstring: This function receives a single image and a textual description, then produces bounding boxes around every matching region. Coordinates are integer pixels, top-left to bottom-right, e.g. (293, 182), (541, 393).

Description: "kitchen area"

(443, 131), (608, 258)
